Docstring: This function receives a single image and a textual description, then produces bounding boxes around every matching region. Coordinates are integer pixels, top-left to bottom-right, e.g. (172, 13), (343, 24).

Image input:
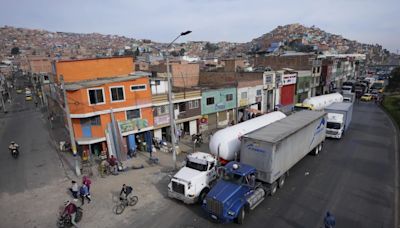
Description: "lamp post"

(166, 30), (192, 170)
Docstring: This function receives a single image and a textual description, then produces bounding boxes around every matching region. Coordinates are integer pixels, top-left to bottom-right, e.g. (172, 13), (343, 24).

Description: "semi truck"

(342, 93), (355, 103)
(325, 102), (353, 139)
(202, 110), (327, 223)
(168, 152), (217, 204)
(209, 111), (286, 164)
(294, 93), (343, 111)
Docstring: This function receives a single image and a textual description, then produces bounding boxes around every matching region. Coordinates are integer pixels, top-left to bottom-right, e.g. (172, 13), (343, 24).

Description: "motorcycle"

(57, 207), (83, 228)
(10, 148), (19, 159)
(191, 133), (203, 146)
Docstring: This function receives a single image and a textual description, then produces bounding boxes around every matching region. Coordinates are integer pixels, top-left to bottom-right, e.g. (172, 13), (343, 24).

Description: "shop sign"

(154, 115), (170, 126)
(118, 119), (148, 133)
(282, 73), (297, 85)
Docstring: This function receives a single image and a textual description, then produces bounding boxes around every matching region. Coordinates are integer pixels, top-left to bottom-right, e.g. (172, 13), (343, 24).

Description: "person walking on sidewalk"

(63, 200), (79, 227)
(82, 176), (91, 192)
(69, 181), (79, 201)
(79, 184), (91, 205)
(324, 211), (336, 228)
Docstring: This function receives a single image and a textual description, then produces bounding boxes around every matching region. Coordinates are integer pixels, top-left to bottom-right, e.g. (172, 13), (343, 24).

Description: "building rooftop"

(65, 71), (151, 91)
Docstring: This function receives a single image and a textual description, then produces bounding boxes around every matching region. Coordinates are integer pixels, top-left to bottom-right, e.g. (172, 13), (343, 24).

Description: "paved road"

(0, 75), (65, 194)
(130, 101), (397, 228)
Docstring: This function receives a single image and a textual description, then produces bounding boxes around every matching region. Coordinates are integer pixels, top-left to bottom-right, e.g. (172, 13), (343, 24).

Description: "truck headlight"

(188, 194), (195, 197)
(228, 211), (235, 216)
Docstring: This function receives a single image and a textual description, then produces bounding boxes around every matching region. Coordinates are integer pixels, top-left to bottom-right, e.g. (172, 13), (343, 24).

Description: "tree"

(179, 48), (186, 56)
(387, 67), (400, 92)
(204, 42), (219, 53)
(11, 47), (20, 55)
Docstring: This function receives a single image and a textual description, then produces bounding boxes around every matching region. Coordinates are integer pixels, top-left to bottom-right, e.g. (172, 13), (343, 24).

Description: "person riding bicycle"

(63, 200), (78, 227)
(119, 184), (133, 202)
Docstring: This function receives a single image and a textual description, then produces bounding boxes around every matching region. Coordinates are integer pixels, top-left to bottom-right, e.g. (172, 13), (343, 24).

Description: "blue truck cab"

(202, 161), (266, 224)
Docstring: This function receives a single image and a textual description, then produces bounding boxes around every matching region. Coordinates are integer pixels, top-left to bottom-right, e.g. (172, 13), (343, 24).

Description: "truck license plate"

(211, 215), (217, 220)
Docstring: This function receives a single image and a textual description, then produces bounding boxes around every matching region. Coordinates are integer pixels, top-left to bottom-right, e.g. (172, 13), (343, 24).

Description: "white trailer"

(295, 93), (343, 111)
(209, 111), (286, 163)
(240, 110), (327, 194)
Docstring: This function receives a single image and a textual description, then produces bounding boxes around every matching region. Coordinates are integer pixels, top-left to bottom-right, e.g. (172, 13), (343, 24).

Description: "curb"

(379, 103), (400, 228)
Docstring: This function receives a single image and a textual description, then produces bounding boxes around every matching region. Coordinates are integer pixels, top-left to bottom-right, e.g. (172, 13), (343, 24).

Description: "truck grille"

(172, 181), (185, 195)
(206, 198), (222, 216)
(326, 130), (338, 135)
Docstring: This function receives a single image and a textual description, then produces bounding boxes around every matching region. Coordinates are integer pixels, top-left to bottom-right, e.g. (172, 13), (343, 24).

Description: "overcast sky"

(1, 0), (399, 52)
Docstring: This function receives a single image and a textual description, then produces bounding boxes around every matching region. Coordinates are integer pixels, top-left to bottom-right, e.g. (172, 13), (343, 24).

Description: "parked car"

(25, 95), (32, 101)
(16, 88), (23, 94)
(360, 94), (373, 101)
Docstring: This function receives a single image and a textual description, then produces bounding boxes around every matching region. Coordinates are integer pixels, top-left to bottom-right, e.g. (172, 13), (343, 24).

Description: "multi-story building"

(275, 69), (297, 113)
(200, 87), (237, 131)
(150, 76), (201, 141)
(52, 56), (153, 159)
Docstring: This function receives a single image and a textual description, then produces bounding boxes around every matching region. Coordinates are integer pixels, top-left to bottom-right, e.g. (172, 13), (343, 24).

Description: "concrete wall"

(56, 57), (134, 82)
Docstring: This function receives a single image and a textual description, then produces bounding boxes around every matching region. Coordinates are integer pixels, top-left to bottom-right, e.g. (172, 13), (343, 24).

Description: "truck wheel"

(313, 146), (319, 156)
(198, 188), (209, 204)
(270, 182), (278, 196)
(235, 208), (245, 224)
(318, 143), (323, 152)
(278, 175), (286, 188)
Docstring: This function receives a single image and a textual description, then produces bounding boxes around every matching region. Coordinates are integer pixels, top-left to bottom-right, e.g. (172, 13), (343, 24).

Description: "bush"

(383, 95), (400, 127)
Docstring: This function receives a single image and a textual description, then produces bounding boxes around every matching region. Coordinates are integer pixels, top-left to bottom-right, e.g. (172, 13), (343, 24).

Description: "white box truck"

(325, 102), (353, 139)
(240, 110), (327, 195)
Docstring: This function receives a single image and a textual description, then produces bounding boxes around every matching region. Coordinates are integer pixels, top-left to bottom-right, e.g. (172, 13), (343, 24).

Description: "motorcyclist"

(119, 184), (133, 202)
(63, 200), (78, 227)
(8, 141), (19, 155)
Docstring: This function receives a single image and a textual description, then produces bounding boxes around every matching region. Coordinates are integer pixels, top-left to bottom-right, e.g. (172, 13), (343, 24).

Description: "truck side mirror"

(250, 175), (256, 187)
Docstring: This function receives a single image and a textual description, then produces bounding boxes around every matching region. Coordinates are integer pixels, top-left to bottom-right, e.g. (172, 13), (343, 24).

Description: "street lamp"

(166, 30), (192, 170)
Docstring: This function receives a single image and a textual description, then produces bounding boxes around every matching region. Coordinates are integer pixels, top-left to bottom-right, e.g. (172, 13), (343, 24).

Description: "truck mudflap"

(246, 188), (265, 210)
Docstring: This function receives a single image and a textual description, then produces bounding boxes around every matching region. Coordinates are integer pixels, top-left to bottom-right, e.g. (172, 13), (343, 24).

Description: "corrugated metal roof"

(244, 110), (326, 143)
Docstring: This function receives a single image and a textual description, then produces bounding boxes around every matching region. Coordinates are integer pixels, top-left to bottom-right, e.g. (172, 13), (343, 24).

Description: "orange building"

(55, 57), (153, 158)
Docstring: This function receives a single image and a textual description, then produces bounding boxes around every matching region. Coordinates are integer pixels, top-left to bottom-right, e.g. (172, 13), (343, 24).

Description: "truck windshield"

(186, 160), (208, 172)
(222, 172), (243, 185)
(327, 122), (341, 129)
(294, 106), (310, 111)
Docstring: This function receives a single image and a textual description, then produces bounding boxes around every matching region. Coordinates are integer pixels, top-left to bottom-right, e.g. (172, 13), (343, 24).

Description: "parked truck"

(342, 93), (355, 103)
(168, 152), (217, 204)
(325, 102), (353, 139)
(294, 93), (343, 111)
(202, 110), (327, 223)
(209, 111), (286, 164)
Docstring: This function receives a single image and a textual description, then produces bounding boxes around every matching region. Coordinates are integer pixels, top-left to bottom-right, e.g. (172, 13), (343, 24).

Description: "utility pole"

(60, 75), (81, 176)
(166, 30), (192, 170)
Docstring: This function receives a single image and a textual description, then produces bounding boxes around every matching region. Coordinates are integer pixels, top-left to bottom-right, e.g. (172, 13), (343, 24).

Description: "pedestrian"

(108, 155), (118, 174)
(79, 184), (91, 205)
(324, 211), (336, 228)
(82, 176), (91, 192)
(69, 181), (79, 201)
(34, 99), (38, 108)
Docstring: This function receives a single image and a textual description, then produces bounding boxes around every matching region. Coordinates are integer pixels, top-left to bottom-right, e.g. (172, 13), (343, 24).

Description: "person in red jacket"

(108, 155), (118, 174)
(82, 176), (91, 192)
(63, 200), (78, 227)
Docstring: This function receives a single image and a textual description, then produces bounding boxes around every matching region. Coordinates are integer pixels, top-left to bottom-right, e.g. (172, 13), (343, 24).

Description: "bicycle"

(114, 195), (138, 215)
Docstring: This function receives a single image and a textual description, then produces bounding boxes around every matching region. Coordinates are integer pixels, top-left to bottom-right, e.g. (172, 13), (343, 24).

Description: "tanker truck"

(209, 111), (286, 164)
(203, 110), (327, 224)
(294, 93), (343, 111)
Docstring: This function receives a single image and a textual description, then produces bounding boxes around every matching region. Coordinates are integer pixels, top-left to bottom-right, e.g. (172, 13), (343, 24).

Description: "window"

(241, 92), (247, 99)
(90, 115), (101, 126)
(130, 84), (147, 91)
(226, 94), (233, 101)
(189, 100), (199, 109)
(155, 80), (161, 85)
(256, 90), (262, 96)
(179, 103), (186, 112)
(88, 88), (105, 105)
(110, 86), (125, 102)
(126, 109), (140, 119)
(206, 97), (215, 105)
(157, 105), (169, 115)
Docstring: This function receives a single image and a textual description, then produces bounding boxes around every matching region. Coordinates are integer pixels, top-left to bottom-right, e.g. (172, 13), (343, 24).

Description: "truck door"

(207, 162), (217, 183)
